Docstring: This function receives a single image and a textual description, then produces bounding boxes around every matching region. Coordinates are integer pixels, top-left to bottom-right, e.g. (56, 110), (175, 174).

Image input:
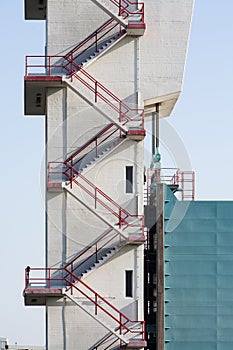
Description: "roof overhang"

(144, 91), (180, 119)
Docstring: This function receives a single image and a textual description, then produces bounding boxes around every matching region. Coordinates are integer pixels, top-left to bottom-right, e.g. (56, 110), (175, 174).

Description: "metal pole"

(151, 103), (160, 158)
(152, 111), (156, 156)
(156, 103), (160, 149)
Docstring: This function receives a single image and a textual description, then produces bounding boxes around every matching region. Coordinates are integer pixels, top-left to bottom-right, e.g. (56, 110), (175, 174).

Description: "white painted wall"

(141, 0), (194, 104)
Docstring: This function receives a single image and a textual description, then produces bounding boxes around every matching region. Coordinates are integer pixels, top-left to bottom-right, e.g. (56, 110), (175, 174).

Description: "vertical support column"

(156, 103), (160, 151)
(152, 103), (160, 157)
(152, 111), (156, 156)
(156, 183), (164, 350)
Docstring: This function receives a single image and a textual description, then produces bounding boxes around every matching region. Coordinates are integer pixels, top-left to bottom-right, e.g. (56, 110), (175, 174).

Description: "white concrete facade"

(24, 0), (194, 349)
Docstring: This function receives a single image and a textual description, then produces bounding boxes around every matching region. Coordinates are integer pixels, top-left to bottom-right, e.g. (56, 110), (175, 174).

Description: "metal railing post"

(119, 314), (122, 334)
(119, 102), (122, 122)
(95, 294), (98, 315)
(70, 161), (73, 189)
(48, 268), (51, 289)
(95, 243), (98, 263)
(119, 0), (122, 15)
(95, 187), (97, 209)
(25, 266), (30, 288)
(119, 208), (122, 228)
(95, 138), (98, 157)
(95, 81), (98, 103)
(48, 56), (51, 75)
(95, 31), (98, 52)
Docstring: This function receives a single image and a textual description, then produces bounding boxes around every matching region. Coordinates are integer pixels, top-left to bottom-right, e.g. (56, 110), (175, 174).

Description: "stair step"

(78, 138), (125, 174)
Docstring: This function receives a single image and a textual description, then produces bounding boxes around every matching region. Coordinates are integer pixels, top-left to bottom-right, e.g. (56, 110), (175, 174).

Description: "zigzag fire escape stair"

(57, 0), (145, 343)
(25, 0), (146, 348)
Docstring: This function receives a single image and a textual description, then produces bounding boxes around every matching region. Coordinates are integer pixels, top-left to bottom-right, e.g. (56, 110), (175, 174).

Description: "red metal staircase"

(24, 1), (146, 348)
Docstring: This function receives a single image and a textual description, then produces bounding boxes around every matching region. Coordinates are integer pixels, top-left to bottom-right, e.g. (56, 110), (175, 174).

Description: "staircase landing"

(24, 287), (63, 305)
(24, 75), (65, 115)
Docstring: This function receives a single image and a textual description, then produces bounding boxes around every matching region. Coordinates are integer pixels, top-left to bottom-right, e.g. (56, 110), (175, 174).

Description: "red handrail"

(65, 123), (122, 166)
(102, 0), (145, 23)
(64, 19), (124, 62)
(146, 168), (195, 202)
(64, 59), (144, 125)
(48, 162), (144, 232)
(25, 55), (144, 126)
(93, 320), (143, 350)
(64, 228), (123, 273)
(25, 267), (145, 341)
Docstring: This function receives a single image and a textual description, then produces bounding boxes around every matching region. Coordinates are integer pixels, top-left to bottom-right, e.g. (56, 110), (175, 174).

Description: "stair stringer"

(63, 77), (128, 133)
(63, 291), (129, 344)
(76, 137), (127, 174)
(63, 184), (129, 239)
(79, 241), (128, 279)
(80, 31), (128, 70)
(90, 0), (128, 27)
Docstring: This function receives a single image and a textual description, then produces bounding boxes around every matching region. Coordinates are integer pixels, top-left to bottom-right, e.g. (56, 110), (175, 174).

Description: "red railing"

(25, 267), (145, 342)
(179, 171), (195, 200)
(65, 123), (123, 167)
(64, 19), (125, 63)
(145, 168), (195, 203)
(25, 55), (144, 126)
(64, 58), (144, 125)
(64, 228), (123, 274)
(102, 0), (145, 23)
(91, 322), (138, 350)
(48, 162), (144, 233)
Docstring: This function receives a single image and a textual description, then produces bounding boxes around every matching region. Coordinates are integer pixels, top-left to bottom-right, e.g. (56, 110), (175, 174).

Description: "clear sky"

(0, 0), (232, 346)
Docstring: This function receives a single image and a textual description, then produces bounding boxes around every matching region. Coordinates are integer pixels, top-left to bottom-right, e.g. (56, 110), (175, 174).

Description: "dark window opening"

(126, 166), (133, 193)
(125, 270), (133, 297)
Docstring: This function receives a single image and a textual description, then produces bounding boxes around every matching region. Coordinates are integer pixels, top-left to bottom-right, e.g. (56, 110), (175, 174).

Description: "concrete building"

(23, 0), (194, 349)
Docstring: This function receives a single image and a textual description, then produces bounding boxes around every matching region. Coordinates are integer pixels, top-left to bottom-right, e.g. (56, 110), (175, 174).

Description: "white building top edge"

(144, 91), (181, 119)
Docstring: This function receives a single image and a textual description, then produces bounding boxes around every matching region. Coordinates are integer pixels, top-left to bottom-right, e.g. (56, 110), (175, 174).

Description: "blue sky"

(0, 0), (232, 346)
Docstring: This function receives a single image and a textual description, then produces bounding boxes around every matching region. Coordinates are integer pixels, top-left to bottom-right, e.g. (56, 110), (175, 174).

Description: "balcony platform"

(127, 235), (146, 244)
(24, 75), (65, 115)
(124, 340), (147, 348)
(47, 182), (64, 192)
(126, 23), (146, 36)
(127, 128), (146, 141)
(24, 287), (63, 306)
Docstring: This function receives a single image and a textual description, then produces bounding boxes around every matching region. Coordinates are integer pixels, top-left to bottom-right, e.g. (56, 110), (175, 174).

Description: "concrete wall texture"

(164, 186), (233, 350)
